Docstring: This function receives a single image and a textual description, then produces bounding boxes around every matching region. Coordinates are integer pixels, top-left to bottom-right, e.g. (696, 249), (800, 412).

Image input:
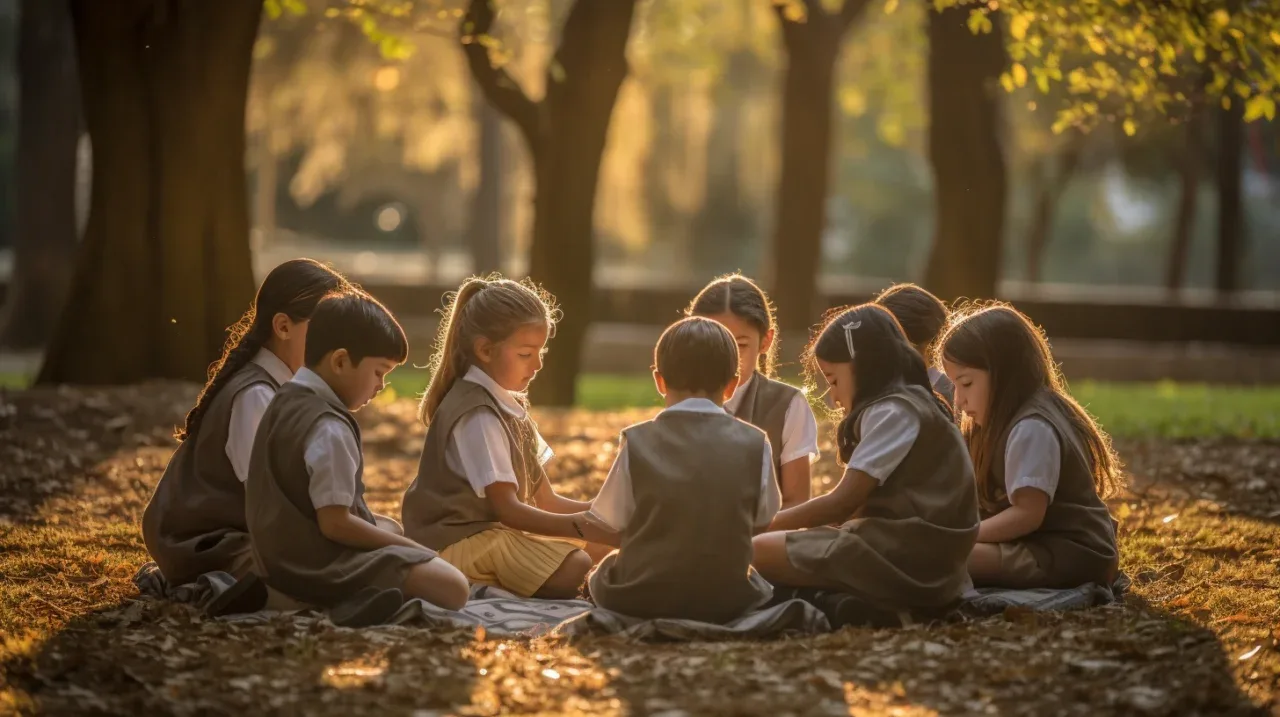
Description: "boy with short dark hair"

(587, 316), (780, 623)
(246, 291), (469, 624)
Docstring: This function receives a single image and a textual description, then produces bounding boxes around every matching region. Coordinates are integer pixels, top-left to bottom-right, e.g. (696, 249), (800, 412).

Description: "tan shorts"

(994, 541), (1052, 588)
(440, 528), (583, 598)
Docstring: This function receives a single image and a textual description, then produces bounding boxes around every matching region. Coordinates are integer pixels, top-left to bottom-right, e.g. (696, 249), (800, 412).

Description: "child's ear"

(332, 348), (351, 372)
(474, 336), (493, 363)
(271, 312), (292, 341)
(760, 328), (775, 355)
(652, 370), (666, 397)
(722, 379), (737, 403)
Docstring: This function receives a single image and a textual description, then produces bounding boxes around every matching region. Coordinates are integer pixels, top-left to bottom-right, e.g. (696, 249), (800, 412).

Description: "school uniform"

(587, 399), (779, 623)
(983, 389), (1119, 589)
(927, 367), (956, 408)
(245, 368), (436, 607)
(402, 366), (579, 598)
(785, 384), (979, 609)
(141, 349), (291, 585)
(726, 372), (820, 479)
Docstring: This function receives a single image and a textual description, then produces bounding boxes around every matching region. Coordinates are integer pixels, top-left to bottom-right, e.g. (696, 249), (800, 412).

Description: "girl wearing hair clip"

(752, 304), (980, 613)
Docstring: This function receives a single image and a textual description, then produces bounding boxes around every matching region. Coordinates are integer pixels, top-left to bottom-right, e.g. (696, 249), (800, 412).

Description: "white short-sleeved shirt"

(447, 366), (554, 498)
(724, 375), (821, 465)
(586, 398), (781, 532)
(226, 349), (294, 483)
(289, 368), (364, 510)
(1003, 417), (1061, 502)
(846, 398), (921, 484)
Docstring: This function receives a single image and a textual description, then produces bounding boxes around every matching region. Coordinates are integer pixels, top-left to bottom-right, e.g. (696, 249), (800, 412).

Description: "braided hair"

(176, 258), (348, 441)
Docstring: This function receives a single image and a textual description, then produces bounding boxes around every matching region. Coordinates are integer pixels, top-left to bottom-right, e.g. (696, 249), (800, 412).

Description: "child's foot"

(328, 587), (405, 628)
(204, 574), (268, 617)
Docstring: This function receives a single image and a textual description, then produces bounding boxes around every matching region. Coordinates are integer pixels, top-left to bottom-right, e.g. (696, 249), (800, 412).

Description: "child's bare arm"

(767, 468), (878, 532)
(778, 458), (812, 511)
(487, 483), (611, 544)
(976, 488), (1049, 543)
(316, 506), (429, 552)
(532, 478), (592, 514)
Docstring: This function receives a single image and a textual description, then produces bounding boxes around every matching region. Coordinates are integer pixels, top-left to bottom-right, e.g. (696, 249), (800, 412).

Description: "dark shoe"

(328, 587), (405, 628)
(205, 574), (268, 617)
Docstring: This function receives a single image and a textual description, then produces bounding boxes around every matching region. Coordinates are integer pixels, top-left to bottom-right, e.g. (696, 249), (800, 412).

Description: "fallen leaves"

(0, 385), (1278, 714)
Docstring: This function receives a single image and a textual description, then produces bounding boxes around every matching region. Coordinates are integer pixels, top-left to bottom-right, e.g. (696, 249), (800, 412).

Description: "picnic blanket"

(132, 562), (828, 639)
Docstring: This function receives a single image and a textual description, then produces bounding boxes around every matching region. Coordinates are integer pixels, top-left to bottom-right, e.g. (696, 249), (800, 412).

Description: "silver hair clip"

(843, 320), (861, 359)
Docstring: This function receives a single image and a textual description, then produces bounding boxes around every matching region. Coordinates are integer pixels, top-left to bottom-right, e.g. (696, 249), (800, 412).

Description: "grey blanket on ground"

(132, 562), (1125, 636)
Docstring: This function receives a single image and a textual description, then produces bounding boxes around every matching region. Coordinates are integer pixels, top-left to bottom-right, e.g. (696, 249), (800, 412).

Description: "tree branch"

(838, 0), (874, 29)
(459, 0), (541, 147)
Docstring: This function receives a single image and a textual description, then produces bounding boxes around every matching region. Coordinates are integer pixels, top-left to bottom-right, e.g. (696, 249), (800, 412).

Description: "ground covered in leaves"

(1, 383), (1278, 716)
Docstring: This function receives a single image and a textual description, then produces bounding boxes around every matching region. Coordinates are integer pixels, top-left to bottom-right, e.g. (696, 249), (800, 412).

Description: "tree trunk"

(254, 138), (277, 246)
(770, 0), (870, 334)
(468, 92), (504, 276)
(38, 0), (263, 384)
(923, 6), (1008, 302)
(0, 0), (80, 350)
(1215, 99), (1245, 296)
(1167, 110), (1204, 292)
(462, 0), (637, 406)
(1025, 136), (1083, 284)
(694, 50), (757, 276)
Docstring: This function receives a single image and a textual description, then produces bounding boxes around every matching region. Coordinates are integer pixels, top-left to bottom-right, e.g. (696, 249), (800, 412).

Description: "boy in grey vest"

(587, 317), (779, 623)
(245, 292), (469, 625)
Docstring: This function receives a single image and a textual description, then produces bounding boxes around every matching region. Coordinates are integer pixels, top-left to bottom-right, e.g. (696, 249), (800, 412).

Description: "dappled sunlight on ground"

(1, 385), (1277, 714)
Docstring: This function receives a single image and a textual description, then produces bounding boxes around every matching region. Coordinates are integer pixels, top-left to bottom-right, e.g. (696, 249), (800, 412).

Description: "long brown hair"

(806, 303), (950, 465)
(686, 273), (779, 377)
(418, 274), (558, 426)
(177, 258), (348, 441)
(939, 302), (1122, 511)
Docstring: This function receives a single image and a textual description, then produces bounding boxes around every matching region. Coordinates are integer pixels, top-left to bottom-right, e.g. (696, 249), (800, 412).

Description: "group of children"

(142, 259), (1121, 626)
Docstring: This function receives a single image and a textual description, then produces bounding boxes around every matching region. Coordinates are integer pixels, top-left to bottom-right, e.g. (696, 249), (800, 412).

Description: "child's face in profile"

(705, 312), (771, 387)
(475, 322), (549, 393)
(942, 360), (990, 426)
(816, 358), (855, 414)
(329, 353), (398, 411)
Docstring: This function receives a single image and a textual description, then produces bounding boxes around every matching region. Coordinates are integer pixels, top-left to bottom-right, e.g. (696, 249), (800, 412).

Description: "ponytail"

(419, 278), (490, 426)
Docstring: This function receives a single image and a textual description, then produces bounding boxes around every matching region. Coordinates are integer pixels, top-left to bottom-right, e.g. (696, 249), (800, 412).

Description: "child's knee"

(537, 549), (591, 599)
(406, 558), (470, 611)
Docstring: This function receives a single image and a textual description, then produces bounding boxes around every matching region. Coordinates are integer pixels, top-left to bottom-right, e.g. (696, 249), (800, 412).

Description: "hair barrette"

(843, 320), (861, 359)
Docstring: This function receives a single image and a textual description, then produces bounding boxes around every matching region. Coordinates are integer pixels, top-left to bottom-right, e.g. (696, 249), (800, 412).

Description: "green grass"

(5, 370), (1278, 438)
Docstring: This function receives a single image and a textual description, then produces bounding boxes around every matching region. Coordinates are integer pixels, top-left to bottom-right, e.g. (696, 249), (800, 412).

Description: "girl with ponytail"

(751, 303), (979, 618)
(402, 275), (613, 600)
(142, 258), (348, 586)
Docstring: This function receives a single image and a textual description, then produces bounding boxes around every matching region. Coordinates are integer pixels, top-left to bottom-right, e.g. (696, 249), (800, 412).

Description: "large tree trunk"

(770, 0), (870, 333)
(1167, 109), (1204, 292)
(468, 92), (504, 276)
(38, 0), (263, 384)
(1215, 99), (1245, 296)
(463, 0), (637, 406)
(923, 6), (1008, 301)
(0, 0), (80, 350)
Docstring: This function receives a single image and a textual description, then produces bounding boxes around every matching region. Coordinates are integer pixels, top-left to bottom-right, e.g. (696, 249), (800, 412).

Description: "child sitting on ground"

(587, 316), (779, 623)
(246, 292), (469, 624)
(939, 303), (1121, 589)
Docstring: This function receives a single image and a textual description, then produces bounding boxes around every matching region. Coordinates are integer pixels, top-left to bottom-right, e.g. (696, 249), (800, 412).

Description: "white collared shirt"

(226, 349), (294, 483)
(1003, 417), (1061, 502)
(291, 367), (364, 510)
(447, 366), (554, 498)
(586, 398), (781, 532)
(723, 374), (821, 465)
(846, 398), (920, 484)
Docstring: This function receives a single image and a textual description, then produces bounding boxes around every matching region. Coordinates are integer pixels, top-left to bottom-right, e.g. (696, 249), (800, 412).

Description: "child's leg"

(751, 532), (836, 588)
(967, 543), (1004, 585)
(534, 549), (592, 599)
(403, 557), (470, 611)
